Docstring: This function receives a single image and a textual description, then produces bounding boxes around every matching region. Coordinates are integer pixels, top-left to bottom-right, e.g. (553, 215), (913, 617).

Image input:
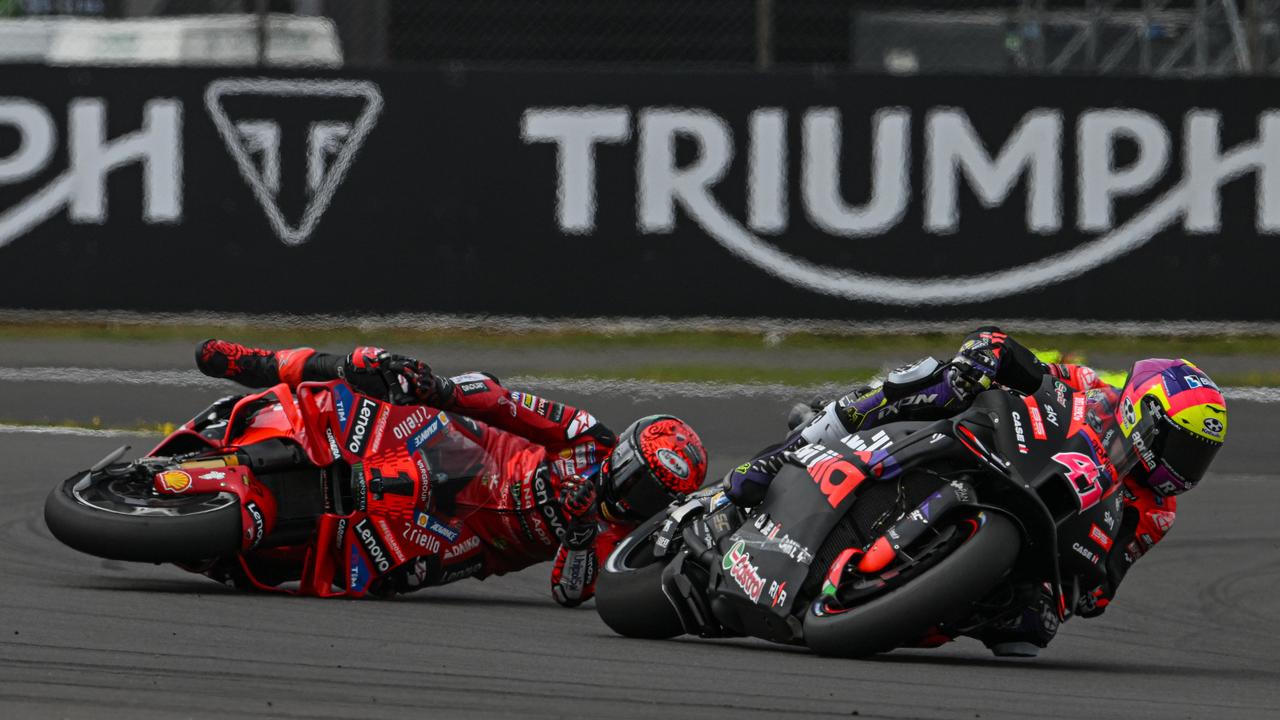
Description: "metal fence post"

(755, 0), (773, 69)
(255, 0), (268, 67)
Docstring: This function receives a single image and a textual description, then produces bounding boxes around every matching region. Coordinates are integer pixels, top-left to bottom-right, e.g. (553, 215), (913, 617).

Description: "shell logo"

(158, 470), (193, 494)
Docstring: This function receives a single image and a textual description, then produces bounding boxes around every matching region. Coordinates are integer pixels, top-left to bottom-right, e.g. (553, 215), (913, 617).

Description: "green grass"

(539, 367), (1280, 387)
(537, 366), (883, 386)
(0, 417), (174, 433)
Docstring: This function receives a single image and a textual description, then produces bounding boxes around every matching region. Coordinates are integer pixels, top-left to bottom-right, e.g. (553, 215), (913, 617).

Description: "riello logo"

(523, 105), (1280, 304)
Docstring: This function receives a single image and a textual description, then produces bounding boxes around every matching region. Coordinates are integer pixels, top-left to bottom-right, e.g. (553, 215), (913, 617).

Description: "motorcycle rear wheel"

(595, 514), (686, 639)
(44, 466), (243, 563)
(803, 511), (1020, 658)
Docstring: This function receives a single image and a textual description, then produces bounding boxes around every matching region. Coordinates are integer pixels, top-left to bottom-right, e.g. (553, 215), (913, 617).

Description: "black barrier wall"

(0, 65), (1275, 320)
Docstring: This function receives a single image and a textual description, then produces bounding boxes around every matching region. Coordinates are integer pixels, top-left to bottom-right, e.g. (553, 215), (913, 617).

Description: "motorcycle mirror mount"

(90, 445), (131, 473)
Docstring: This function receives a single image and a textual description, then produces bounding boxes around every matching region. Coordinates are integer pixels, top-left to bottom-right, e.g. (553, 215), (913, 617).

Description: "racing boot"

(972, 585), (1060, 658)
(196, 339), (318, 388)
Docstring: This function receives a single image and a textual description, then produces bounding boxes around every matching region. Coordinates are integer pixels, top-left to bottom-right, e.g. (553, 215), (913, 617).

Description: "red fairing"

(205, 372), (620, 599)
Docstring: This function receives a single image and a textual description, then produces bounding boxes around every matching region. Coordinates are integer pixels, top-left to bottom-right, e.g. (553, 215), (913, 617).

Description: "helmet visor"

(1149, 416), (1221, 493)
(601, 431), (677, 520)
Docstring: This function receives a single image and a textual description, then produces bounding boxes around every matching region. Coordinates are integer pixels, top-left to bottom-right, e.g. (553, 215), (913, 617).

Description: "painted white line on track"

(0, 366), (1276, 403)
(0, 366), (230, 388)
(0, 424), (157, 438)
(3, 308), (1280, 337)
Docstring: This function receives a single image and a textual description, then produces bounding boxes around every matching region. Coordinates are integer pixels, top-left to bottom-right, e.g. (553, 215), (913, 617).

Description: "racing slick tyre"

(595, 515), (686, 639)
(44, 467), (243, 563)
(804, 511), (1020, 658)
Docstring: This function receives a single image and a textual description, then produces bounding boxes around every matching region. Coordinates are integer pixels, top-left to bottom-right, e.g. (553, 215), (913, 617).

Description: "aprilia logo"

(793, 443), (869, 508)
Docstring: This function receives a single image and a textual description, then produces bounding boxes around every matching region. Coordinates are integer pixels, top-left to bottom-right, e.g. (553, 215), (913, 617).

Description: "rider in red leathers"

(724, 327), (1227, 656)
(194, 340), (708, 606)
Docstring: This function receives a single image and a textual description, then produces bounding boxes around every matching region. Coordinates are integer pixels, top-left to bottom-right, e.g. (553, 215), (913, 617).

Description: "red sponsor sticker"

(157, 470), (192, 494)
(1089, 523), (1113, 551)
(1151, 510), (1175, 533)
(1023, 396), (1047, 440)
(375, 517), (408, 564)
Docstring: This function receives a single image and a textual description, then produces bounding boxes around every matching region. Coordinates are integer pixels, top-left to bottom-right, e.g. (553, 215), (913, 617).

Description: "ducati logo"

(204, 78), (383, 246)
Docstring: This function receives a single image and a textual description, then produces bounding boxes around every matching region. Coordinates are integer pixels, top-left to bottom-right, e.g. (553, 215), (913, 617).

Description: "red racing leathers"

(381, 370), (630, 606)
(199, 361), (630, 606)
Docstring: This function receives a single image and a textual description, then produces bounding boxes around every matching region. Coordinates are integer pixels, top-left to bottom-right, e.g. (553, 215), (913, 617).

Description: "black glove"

(947, 339), (999, 401)
(340, 346), (437, 405)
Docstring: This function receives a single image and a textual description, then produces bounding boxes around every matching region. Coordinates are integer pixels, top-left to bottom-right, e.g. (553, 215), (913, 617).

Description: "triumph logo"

(205, 78), (383, 246)
(524, 105), (1280, 304)
(0, 96), (181, 249)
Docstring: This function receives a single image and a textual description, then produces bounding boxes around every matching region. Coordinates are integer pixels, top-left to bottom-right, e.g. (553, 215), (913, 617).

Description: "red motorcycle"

(45, 379), (487, 596)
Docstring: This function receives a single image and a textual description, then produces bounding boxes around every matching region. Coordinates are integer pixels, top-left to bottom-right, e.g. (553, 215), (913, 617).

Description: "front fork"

(820, 478), (997, 609)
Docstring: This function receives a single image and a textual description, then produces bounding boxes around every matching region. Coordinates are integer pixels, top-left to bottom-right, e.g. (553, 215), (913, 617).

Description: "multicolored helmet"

(1116, 359), (1226, 495)
(599, 415), (707, 521)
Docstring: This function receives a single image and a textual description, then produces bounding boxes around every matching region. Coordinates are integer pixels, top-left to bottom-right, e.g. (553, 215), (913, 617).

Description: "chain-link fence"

(3, 0), (1280, 75)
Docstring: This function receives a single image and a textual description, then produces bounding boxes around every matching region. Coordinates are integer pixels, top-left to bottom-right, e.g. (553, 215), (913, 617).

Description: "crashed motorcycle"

(595, 371), (1125, 657)
(45, 378), (491, 596)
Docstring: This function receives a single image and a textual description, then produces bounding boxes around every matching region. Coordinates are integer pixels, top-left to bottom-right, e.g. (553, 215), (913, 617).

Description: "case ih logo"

(524, 105), (1280, 305)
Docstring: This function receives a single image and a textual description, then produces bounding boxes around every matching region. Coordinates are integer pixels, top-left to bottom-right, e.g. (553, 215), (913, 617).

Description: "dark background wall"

(0, 65), (1273, 320)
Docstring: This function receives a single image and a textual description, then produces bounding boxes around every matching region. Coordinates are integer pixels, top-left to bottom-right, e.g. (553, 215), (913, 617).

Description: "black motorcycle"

(595, 373), (1125, 657)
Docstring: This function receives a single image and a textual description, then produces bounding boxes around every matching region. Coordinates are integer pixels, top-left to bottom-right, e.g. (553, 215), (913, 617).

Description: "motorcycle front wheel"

(44, 464), (243, 563)
(803, 511), (1020, 658)
(595, 513), (686, 639)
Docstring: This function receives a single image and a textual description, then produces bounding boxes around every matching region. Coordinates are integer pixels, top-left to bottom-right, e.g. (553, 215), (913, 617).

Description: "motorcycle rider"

(724, 327), (1227, 657)
(192, 339), (708, 606)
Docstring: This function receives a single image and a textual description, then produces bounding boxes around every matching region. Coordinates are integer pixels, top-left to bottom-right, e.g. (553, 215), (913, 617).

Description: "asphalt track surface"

(1, 348), (1278, 718)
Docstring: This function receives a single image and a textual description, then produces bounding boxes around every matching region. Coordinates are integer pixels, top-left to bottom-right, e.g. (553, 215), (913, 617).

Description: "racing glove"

(947, 338), (999, 402)
(550, 475), (600, 606)
(724, 458), (782, 507)
(340, 346), (449, 405)
(557, 475), (599, 550)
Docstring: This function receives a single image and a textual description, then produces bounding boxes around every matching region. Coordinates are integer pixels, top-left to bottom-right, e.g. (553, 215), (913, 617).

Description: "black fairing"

(967, 377), (1119, 587)
(701, 376), (1124, 642)
(706, 421), (965, 641)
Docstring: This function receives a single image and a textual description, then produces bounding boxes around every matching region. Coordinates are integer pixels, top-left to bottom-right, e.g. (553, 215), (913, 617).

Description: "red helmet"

(599, 415), (707, 521)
